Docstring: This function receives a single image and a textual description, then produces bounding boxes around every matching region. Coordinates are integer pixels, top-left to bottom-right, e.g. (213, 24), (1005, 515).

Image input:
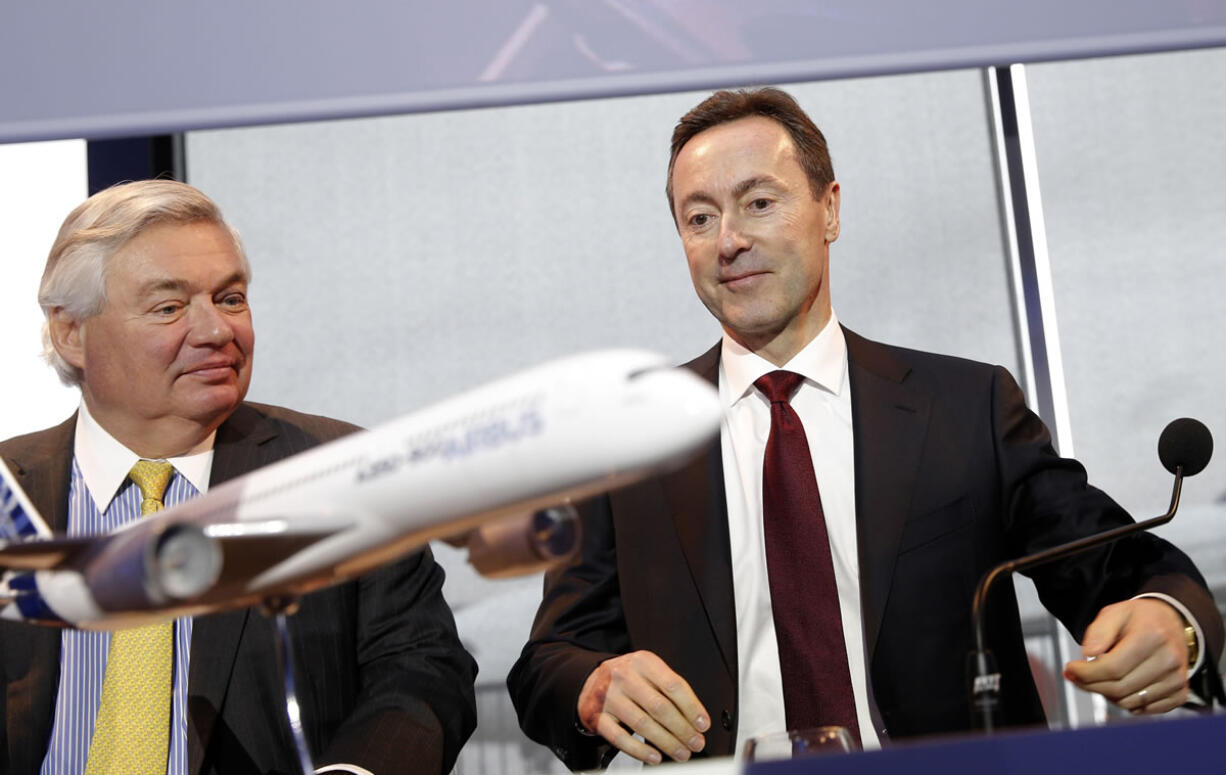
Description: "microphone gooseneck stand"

(969, 467), (1185, 731)
(968, 417), (1213, 733)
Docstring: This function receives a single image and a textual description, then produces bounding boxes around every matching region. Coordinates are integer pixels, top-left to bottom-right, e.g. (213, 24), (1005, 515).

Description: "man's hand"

(1063, 598), (1190, 714)
(577, 650), (710, 765)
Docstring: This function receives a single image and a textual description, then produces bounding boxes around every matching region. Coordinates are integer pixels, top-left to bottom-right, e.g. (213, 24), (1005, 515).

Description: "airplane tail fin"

(0, 458), (52, 542)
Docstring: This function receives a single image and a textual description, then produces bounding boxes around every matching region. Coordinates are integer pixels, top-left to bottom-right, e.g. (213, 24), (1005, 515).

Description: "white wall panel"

(0, 141), (87, 440)
(1027, 47), (1226, 590)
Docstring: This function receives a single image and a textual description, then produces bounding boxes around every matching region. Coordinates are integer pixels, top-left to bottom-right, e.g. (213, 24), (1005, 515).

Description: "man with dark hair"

(508, 88), (1222, 769)
(0, 180), (478, 775)
(665, 87), (835, 216)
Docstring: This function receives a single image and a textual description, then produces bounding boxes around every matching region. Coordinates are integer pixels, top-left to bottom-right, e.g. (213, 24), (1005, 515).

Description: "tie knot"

(129, 460), (175, 515)
(754, 370), (805, 404)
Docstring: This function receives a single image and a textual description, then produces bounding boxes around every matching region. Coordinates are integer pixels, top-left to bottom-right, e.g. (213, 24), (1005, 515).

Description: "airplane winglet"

(0, 458), (52, 542)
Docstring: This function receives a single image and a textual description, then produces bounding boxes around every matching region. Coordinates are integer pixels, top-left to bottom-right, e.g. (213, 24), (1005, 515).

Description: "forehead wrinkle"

(133, 276), (189, 299)
(133, 270), (248, 300)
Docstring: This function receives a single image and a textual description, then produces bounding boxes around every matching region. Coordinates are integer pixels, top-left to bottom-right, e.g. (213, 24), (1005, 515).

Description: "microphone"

(968, 418), (1213, 732)
(1158, 417), (1213, 477)
(451, 504), (581, 578)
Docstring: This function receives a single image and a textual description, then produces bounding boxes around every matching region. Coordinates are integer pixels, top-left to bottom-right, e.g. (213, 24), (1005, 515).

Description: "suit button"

(721, 710), (733, 731)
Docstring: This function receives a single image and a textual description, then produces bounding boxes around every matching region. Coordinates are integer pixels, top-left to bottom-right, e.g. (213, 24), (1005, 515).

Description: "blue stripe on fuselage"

(7, 572), (65, 623)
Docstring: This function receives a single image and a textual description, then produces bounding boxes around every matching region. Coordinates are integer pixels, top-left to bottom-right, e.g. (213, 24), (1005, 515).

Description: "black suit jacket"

(508, 330), (1223, 770)
(0, 402), (478, 775)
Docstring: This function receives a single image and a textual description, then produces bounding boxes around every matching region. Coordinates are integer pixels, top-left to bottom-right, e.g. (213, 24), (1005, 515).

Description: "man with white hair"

(0, 180), (477, 775)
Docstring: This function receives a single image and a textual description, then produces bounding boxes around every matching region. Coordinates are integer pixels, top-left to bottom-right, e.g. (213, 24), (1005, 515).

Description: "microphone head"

(1158, 418), (1213, 477)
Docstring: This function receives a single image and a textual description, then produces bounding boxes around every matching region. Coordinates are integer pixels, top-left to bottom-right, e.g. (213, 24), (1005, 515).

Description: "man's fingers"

(657, 674), (711, 735)
(637, 655), (710, 727)
(600, 676), (696, 760)
(1116, 672), (1190, 715)
(1064, 599), (1191, 716)
(577, 651), (709, 764)
(1065, 631), (1166, 688)
(613, 658), (706, 759)
(1123, 681), (1181, 716)
(1076, 658), (1186, 704)
(594, 713), (663, 765)
(1066, 603), (1180, 685)
(1079, 601), (1130, 658)
(602, 689), (696, 762)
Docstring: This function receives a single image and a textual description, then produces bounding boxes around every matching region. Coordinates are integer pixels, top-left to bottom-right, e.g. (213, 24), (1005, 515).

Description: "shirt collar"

(74, 400), (217, 513)
(719, 310), (848, 408)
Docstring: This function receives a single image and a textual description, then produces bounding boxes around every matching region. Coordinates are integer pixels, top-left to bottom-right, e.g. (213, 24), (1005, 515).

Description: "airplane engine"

(457, 505), (581, 578)
(81, 522), (223, 612)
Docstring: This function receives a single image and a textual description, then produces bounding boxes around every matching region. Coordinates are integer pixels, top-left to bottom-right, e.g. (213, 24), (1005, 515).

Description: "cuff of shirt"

(315, 765), (374, 775)
(1134, 592), (1207, 703)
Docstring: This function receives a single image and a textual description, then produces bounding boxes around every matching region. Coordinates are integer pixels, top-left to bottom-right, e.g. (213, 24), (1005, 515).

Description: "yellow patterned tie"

(84, 460), (176, 775)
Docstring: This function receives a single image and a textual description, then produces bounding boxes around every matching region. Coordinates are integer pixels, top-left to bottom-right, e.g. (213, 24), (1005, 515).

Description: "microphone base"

(967, 649), (1002, 733)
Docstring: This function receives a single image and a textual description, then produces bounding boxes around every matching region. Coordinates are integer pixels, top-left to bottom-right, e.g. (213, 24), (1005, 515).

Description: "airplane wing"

(0, 536), (97, 570)
(0, 513), (348, 628)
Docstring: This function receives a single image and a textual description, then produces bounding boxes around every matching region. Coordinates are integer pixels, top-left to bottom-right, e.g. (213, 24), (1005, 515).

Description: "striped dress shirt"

(40, 404), (213, 775)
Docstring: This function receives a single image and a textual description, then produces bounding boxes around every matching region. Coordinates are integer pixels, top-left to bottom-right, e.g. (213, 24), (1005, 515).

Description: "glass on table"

(742, 726), (858, 761)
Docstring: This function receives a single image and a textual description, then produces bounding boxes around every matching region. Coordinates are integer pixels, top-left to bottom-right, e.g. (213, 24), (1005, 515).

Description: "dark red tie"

(755, 370), (860, 742)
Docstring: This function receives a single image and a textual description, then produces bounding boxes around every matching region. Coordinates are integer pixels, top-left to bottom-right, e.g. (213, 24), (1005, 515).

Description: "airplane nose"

(624, 366), (721, 438)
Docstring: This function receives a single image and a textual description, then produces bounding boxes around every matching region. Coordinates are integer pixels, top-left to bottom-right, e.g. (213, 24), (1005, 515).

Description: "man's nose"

(186, 301), (236, 346)
(718, 216), (751, 260)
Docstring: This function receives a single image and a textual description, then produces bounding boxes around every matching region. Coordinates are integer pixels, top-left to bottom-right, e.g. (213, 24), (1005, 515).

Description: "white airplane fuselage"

(0, 349), (720, 630)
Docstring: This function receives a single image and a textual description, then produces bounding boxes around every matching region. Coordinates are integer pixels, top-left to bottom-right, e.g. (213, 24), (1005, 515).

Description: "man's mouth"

(720, 270), (768, 287)
(183, 360), (238, 380)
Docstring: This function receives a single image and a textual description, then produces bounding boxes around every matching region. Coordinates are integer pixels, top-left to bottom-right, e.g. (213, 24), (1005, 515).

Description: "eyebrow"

(135, 271), (248, 298)
(678, 175), (784, 213)
(732, 175), (783, 199)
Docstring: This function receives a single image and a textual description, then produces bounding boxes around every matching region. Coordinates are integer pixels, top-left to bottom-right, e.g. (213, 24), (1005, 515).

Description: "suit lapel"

(663, 345), (738, 681)
(188, 404), (278, 774)
(844, 330), (931, 660)
(663, 438), (737, 681)
(4, 414), (77, 532)
(1, 415), (76, 770)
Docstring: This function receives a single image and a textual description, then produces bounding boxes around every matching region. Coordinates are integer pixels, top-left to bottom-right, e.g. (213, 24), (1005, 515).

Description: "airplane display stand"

(264, 596), (316, 775)
(744, 713), (1226, 774)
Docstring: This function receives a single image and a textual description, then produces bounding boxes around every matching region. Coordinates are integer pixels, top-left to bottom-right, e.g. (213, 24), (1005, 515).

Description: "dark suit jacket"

(508, 330), (1224, 770)
(0, 402), (478, 775)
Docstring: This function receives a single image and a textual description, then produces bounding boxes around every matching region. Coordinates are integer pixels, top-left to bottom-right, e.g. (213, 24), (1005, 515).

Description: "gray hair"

(38, 180), (250, 386)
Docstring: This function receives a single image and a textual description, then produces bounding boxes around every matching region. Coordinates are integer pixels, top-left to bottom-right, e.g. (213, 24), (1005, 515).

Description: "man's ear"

(47, 309), (86, 371)
(824, 181), (841, 244)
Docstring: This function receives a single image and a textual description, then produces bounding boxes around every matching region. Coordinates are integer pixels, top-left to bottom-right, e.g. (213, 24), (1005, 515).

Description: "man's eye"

(749, 198), (771, 210)
(220, 293), (247, 308)
(689, 213), (712, 228)
(155, 304), (181, 315)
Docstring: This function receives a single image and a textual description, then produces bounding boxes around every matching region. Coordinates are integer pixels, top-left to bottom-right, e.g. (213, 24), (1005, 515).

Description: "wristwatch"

(1184, 620), (1200, 668)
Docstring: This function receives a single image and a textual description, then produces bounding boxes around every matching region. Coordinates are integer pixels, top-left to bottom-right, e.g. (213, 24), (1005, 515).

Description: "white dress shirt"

(74, 400), (215, 508)
(720, 312), (882, 753)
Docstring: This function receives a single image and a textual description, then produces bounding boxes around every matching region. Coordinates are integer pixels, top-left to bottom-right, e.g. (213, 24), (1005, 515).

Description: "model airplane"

(0, 349), (720, 630)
